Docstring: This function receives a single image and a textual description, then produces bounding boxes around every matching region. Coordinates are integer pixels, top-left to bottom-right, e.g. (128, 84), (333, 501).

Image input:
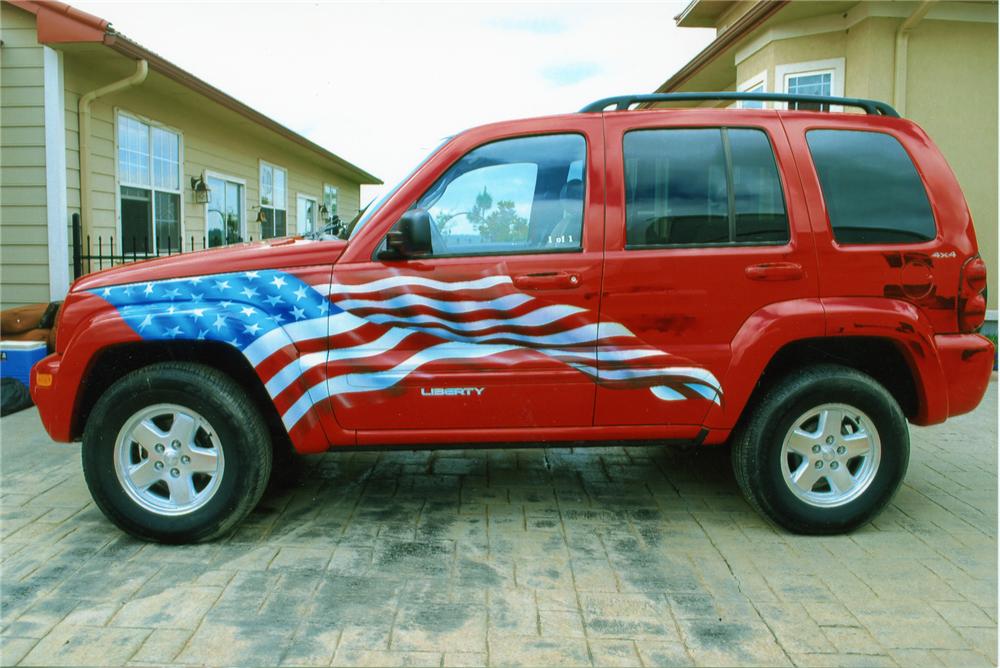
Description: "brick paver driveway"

(2, 381), (996, 667)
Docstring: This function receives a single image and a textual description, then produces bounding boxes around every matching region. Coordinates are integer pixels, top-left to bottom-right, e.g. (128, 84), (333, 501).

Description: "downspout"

(893, 1), (934, 116)
(78, 58), (148, 239)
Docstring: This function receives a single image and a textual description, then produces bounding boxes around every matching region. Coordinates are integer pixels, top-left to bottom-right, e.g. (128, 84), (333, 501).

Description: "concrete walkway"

(1, 383), (996, 667)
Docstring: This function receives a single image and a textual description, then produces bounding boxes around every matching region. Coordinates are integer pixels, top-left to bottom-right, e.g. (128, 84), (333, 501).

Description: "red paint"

(31, 107), (993, 451)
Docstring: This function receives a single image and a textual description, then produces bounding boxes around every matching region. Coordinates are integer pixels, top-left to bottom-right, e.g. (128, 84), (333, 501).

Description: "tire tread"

(731, 363), (909, 534)
(82, 362), (272, 543)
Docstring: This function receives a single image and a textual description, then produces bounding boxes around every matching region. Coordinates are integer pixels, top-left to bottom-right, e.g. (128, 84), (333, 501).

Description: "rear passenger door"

(596, 111), (819, 427)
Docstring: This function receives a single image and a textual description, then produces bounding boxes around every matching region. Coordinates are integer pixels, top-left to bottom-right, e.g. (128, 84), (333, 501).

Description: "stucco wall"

(906, 18), (998, 311)
(736, 30), (847, 96)
(0, 3), (49, 308)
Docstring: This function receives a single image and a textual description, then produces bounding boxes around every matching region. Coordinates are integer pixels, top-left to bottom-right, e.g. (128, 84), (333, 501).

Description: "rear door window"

(623, 128), (789, 247)
(806, 130), (936, 244)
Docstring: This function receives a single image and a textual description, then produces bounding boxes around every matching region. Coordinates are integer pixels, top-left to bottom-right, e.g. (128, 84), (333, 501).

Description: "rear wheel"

(83, 362), (272, 543)
(732, 364), (909, 534)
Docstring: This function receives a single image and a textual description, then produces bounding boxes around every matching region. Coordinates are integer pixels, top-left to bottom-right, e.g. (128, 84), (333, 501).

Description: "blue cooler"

(0, 341), (48, 387)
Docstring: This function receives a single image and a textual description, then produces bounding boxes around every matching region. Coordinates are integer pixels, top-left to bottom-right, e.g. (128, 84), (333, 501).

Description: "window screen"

(806, 130), (936, 244)
(624, 128), (788, 247)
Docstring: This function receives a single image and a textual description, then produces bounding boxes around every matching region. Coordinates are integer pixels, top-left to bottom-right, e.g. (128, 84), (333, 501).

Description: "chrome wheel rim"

(780, 403), (881, 508)
(113, 403), (225, 516)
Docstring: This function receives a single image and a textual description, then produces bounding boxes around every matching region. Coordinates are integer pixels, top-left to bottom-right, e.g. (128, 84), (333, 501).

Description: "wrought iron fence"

(71, 214), (253, 279)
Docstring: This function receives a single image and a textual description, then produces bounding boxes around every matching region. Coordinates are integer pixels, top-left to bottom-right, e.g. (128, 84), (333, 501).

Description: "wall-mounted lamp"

(190, 174), (210, 204)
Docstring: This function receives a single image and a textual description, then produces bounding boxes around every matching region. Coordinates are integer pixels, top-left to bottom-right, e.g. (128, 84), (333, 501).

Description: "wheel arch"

(73, 340), (294, 458)
(705, 297), (947, 437)
(753, 337), (921, 419)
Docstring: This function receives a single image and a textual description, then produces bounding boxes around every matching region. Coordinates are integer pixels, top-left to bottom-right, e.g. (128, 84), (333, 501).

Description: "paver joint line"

(0, 382), (996, 667)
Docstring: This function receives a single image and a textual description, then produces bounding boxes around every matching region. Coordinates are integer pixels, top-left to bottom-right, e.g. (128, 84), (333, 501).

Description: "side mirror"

(379, 208), (432, 260)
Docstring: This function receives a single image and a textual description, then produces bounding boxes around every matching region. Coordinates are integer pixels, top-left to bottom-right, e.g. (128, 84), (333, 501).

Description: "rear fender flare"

(821, 297), (945, 424)
(705, 298), (825, 430)
(705, 296), (945, 431)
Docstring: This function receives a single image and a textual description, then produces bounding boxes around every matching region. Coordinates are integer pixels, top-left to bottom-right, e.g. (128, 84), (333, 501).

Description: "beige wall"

(906, 19), (998, 312)
(0, 2), (49, 308)
(1, 3), (366, 309)
(62, 56), (362, 253)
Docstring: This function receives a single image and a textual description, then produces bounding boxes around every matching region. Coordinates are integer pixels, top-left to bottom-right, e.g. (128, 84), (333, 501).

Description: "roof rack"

(579, 92), (900, 117)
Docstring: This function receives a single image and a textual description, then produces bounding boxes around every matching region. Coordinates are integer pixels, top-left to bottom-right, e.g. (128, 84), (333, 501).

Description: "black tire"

(268, 433), (305, 489)
(731, 364), (909, 534)
(82, 362), (272, 543)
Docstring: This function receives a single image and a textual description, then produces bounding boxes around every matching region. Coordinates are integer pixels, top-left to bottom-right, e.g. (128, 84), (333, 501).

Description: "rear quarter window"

(806, 129), (936, 244)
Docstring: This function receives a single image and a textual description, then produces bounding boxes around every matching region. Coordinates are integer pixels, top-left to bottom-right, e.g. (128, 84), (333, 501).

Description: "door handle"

(512, 271), (581, 290)
(745, 262), (804, 281)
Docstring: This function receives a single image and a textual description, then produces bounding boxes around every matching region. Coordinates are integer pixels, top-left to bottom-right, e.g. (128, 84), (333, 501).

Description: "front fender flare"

(63, 269), (349, 452)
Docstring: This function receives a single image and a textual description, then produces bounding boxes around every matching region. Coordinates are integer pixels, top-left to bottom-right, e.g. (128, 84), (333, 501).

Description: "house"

(0, 0), (380, 310)
(652, 0), (998, 329)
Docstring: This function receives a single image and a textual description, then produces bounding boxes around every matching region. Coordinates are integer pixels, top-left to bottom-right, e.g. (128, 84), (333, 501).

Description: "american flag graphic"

(93, 269), (722, 434)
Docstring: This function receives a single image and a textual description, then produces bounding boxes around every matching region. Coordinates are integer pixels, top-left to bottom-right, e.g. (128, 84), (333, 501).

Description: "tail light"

(958, 255), (988, 332)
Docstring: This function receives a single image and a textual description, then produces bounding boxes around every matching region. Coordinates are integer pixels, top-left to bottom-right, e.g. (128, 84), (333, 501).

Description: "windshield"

(348, 138), (452, 241)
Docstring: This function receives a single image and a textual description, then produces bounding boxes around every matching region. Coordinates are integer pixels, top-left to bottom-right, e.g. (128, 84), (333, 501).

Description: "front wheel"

(732, 364), (909, 534)
(82, 362), (272, 543)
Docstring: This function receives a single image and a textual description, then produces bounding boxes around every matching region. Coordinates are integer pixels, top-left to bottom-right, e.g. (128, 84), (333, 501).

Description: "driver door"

(327, 123), (605, 432)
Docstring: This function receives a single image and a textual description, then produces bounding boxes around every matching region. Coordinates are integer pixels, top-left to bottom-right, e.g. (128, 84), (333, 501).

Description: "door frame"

(203, 170), (247, 247)
(296, 193), (318, 235)
(328, 117), (608, 433)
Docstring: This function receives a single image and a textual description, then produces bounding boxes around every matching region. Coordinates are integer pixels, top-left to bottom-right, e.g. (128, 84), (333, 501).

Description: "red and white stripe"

(244, 272), (722, 431)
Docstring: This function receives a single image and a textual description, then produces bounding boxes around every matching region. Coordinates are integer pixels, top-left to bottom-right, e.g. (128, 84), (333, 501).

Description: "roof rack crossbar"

(579, 92), (900, 117)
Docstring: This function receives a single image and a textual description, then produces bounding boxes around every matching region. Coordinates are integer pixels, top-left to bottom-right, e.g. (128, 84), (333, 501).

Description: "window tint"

(624, 128), (788, 247)
(414, 134), (586, 256)
(807, 130), (936, 244)
(730, 129), (789, 242)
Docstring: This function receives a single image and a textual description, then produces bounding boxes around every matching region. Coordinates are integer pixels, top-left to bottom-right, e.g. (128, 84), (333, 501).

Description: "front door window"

(206, 176), (244, 247)
(412, 133), (587, 256)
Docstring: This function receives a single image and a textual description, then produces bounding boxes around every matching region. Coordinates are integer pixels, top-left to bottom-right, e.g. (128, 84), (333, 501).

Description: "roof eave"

(674, 0), (727, 28)
(4, 0), (381, 185)
(651, 0), (789, 97)
(104, 33), (382, 185)
(6, 0), (108, 41)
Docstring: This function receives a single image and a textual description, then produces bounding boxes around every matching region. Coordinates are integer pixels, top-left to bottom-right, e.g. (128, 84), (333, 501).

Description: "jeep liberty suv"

(31, 92), (994, 543)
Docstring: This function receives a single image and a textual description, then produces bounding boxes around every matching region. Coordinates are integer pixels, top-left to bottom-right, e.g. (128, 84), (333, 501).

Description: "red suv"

(31, 92), (993, 543)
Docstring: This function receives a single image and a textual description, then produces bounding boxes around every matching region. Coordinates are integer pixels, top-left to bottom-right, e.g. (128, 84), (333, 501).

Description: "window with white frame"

(117, 112), (182, 253)
(323, 183), (338, 224)
(738, 70), (768, 109)
(206, 174), (245, 247)
(776, 58), (845, 112)
(259, 162), (287, 238)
